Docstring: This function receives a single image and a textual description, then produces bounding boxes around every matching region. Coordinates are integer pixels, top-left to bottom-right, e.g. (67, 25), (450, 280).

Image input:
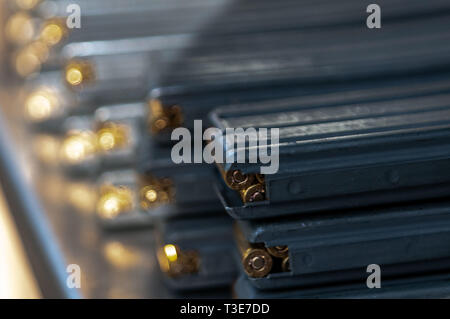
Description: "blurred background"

(0, 1), (39, 299)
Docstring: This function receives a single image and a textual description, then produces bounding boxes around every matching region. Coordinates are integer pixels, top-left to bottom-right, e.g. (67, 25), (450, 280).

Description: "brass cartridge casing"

(157, 244), (200, 277)
(235, 224), (291, 278)
(96, 122), (130, 152)
(148, 98), (183, 134)
(96, 185), (134, 220)
(234, 224), (273, 278)
(39, 18), (69, 47)
(65, 60), (96, 87)
(139, 175), (174, 209)
(267, 246), (289, 258)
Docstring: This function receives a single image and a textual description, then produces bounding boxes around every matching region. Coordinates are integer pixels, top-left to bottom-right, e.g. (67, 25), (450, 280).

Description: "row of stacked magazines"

(4, 0), (450, 298)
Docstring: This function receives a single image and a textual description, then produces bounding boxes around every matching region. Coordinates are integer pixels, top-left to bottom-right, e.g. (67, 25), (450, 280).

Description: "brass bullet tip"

(97, 185), (134, 220)
(139, 176), (173, 209)
(157, 244), (200, 277)
(60, 130), (98, 164)
(24, 87), (59, 121)
(65, 60), (95, 87)
(96, 122), (129, 152)
(148, 99), (183, 134)
(39, 18), (68, 47)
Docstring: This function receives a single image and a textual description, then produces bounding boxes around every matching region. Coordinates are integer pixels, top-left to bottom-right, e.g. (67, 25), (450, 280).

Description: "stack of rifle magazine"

(145, 5), (450, 294)
(205, 27), (450, 300)
(3, 0), (450, 298)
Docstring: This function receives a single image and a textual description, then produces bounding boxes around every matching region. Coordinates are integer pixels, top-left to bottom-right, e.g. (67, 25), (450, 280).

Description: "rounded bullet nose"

(139, 176), (173, 210)
(60, 131), (98, 164)
(65, 60), (95, 87)
(24, 87), (60, 121)
(145, 189), (158, 203)
(96, 185), (134, 220)
(157, 244), (199, 277)
(39, 19), (68, 47)
(96, 122), (129, 152)
(65, 67), (83, 86)
(148, 99), (183, 134)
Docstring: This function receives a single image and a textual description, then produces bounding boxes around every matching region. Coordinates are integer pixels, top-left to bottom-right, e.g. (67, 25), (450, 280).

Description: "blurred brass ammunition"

(24, 86), (60, 121)
(39, 18), (69, 47)
(5, 11), (36, 45)
(97, 185), (134, 220)
(148, 98), (183, 134)
(157, 244), (199, 277)
(96, 122), (130, 152)
(60, 130), (98, 164)
(139, 175), (174, 209)
(65, 60), (96, 87)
